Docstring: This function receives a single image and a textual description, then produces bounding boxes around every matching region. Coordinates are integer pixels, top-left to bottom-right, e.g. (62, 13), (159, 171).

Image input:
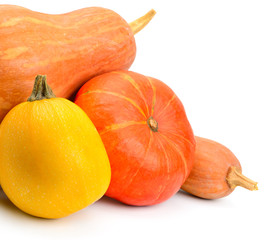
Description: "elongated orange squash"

(0, 5), (155, 122)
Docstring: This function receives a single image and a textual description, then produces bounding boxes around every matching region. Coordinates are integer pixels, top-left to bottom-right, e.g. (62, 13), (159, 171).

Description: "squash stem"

(27, 75), (56, 102)
(226, 166), (258, 191)
(147, 116), (158, 132)
(130, 9), (156, 35)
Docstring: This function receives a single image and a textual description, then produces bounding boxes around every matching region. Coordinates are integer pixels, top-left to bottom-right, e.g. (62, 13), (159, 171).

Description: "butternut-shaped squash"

(0, 5), (155, 122)
(0, 75), (111, 218)
(181, 136), (258, 199)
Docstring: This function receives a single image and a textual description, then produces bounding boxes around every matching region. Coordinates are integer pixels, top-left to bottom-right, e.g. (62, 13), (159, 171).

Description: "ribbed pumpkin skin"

(0, 5), (136, 122)
(75, 70), (195, 206)
(181, 136), (242, 199)
(0, 98), (111, 218)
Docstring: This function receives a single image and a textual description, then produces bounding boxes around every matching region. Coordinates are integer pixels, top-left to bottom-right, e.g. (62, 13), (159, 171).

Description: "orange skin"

(181, 136), (242, 199)
(75, 70), (196, 206)
(0, 5), (136, 122)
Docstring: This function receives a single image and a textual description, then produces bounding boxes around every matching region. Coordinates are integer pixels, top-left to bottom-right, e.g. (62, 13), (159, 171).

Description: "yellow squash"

(0, 75), (111, 219)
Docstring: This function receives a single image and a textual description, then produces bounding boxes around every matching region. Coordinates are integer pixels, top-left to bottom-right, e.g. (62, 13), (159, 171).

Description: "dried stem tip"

(130, 9), (156, 35)
(226, 166), (258, 191)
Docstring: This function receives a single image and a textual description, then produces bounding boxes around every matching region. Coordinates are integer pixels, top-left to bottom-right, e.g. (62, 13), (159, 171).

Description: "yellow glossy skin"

(0, 98), (111, 218)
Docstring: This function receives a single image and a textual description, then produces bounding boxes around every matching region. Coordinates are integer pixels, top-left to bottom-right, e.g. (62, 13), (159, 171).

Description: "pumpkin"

(181, 136), (258, 199)
(0, 75), (111, 218)
(74, 70), (196, 206)
(0, 5), (156, 122)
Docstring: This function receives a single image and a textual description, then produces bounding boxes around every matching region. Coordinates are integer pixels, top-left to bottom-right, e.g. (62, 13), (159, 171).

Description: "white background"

(0, 0), (273, 239)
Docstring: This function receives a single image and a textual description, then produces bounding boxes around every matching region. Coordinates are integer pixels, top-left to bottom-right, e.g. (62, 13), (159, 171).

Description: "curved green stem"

(27, 75), (56, 102)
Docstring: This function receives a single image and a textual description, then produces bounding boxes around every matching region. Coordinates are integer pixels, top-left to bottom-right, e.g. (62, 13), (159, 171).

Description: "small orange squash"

(181, 136), (258, 199)
(0, 5), (155, 122)
(75, 70), (196, 206)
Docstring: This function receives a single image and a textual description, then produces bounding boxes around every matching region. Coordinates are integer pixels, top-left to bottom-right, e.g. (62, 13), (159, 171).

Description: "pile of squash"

(0, 5), (258, 219)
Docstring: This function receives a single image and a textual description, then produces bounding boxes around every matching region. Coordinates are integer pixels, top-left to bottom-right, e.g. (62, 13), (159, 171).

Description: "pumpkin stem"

(147, 116), (158, 132)
(27, 75), (56, 102)
(130, 9), (156, 35)
(226, 166), (258, 191)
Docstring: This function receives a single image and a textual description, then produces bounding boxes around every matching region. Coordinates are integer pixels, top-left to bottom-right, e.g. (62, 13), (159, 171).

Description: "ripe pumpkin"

(0, 75), (111, 219)
(74, 70), (196, 206)
(0, 5), (156, 122)
(181, 136), (258, 199)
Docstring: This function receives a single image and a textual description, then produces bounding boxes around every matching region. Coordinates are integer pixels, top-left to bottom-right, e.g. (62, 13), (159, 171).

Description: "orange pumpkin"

(0, 5), (155, 122)
(74, 70), (195, 206)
